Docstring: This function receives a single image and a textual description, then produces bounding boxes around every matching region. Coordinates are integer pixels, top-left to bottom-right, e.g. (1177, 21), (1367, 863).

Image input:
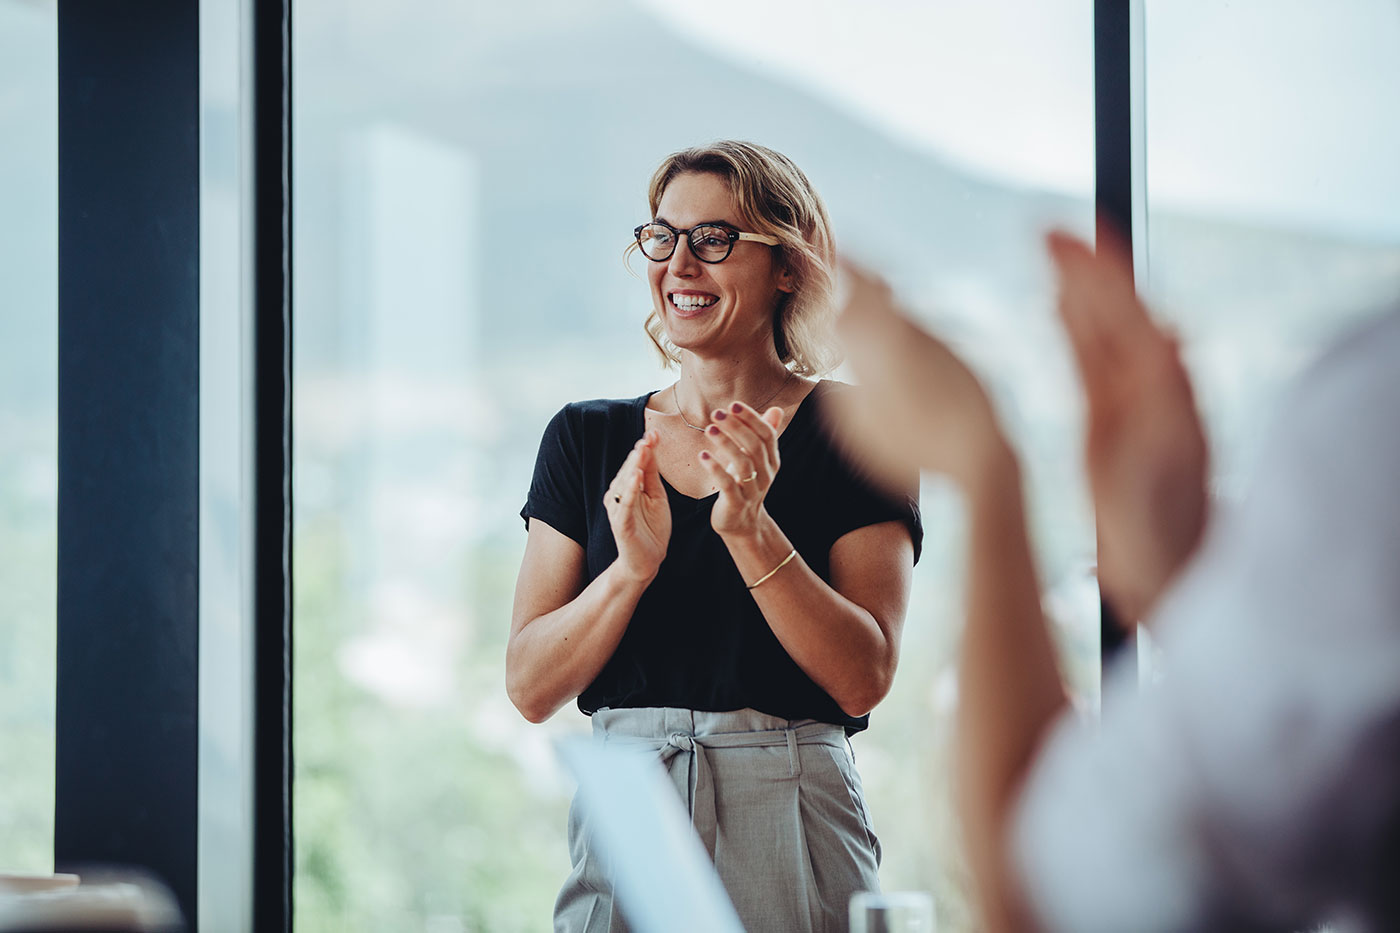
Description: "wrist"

(608, 557), (660, 590)
(718, 507), (780, 553)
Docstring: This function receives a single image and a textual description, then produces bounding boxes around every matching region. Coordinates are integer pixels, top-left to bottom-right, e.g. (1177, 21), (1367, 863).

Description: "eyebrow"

(653, 217), (740, 229)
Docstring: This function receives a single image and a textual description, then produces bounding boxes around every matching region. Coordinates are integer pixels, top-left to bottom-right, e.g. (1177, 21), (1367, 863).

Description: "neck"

(675, 351), (794, 417)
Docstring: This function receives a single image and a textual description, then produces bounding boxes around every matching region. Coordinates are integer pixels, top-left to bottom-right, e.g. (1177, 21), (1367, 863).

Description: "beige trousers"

(553, 707), (882, 933)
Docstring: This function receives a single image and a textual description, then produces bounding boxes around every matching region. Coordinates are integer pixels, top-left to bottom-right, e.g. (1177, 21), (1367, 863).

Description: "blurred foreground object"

(830, 240), (1400, 931)
(827, 261), (1008, 494)
(555, 737), (744, 933)
(1045, 229), (1208, 624)
(849, 890), (936, 932)
(0, 871), (182, 933)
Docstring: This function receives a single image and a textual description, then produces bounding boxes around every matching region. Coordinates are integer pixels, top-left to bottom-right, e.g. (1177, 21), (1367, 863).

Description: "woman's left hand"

(699, 401), (784, 540)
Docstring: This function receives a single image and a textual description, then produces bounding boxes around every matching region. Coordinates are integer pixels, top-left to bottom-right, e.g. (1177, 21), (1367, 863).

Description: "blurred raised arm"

(829, 264), (1066, 932)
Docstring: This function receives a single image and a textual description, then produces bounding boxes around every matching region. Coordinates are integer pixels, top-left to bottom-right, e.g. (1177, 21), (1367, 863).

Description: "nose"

(666, 234), (702, 278)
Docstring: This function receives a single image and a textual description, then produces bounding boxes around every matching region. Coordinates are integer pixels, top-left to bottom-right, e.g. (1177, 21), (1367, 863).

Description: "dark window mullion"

(55, 0), (201, 925)
(1094, 0), (1138, 676)
(252, 0), (294, 930)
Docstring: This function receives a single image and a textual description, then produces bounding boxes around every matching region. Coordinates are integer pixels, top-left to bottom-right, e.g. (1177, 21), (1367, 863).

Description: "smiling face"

(646, 171), (795, 363)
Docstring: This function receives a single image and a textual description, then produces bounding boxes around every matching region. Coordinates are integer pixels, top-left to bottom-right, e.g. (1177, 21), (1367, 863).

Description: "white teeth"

(671, 294), (718, 310)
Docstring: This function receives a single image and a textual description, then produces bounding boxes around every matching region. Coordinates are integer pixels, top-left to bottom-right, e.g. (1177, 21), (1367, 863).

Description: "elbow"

(505, 658), (557, 724)
(507, 680), (555, 724)
(832, 616), (901, 718)
(835, 667), (895, 719)
(518, 705), (553, 725)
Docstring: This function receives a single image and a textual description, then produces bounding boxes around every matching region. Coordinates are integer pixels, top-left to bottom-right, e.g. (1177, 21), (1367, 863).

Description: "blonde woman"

(509, 141), (921, 933)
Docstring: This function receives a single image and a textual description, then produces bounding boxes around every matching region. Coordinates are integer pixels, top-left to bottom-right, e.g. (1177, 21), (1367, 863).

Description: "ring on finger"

(613, 492), (621, 503)
(739, 470), (758, 483)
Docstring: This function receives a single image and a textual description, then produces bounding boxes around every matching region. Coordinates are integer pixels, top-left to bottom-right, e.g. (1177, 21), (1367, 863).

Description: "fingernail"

(700, 450), (711, 460)
(707, 425), (720, 436)
(730, 402), (743, 413)
(713, 410), (727, 421)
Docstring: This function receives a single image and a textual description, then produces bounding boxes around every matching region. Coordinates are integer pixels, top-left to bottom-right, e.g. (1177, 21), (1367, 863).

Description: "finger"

(719, 400), (780, 446)
(618, 463), (644, 511)
(619, 444), (641, 474)
(709, 408), (771, 470)
(698, 449), (742, 497)
(762, 406), (783, 431)
(704, 425), (759, 481)
(605, 446), (643, 505)
(1048, 232), (1114, 345)
(638, 433), (667, 498)
(1092, 213), (1134, 271)
(1051, 227), (1157, 343)
(1048, 233), (1128, 401)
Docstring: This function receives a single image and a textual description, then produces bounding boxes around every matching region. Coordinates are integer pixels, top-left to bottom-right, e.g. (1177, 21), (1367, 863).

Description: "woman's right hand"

(604, 429), (671, 582)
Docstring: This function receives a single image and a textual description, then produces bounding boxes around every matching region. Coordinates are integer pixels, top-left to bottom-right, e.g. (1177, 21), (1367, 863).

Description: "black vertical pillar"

(1095, 0), (1136, 670)
(55, 0), (200, 927)
(252, 0), (294, 930)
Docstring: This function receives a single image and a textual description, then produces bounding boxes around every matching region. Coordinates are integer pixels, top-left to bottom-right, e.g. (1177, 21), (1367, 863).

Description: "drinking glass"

(849, 891), (935, 933)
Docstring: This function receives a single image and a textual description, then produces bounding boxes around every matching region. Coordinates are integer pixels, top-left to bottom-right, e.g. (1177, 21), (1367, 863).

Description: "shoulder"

(545, 393), (653, 435)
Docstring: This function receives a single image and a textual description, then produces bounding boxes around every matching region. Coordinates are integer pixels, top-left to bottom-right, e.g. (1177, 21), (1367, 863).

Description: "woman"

(509, 140), (922, 933)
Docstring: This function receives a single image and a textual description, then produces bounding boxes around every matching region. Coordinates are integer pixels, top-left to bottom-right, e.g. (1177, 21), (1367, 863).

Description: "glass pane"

(1145, 0), (1400, 488)
(0, 0), (58, 874)
(293, 2), (1093, 930)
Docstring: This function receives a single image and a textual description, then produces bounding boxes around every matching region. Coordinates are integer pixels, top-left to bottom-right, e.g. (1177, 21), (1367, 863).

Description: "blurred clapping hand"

(829, 229), (1211, 625)
(827, 260), (1012, 494)
(1046, 229), (1208, 623)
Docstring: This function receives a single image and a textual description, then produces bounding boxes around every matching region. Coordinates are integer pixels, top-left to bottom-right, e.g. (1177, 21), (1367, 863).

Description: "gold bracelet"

(747, 548), (798, 590)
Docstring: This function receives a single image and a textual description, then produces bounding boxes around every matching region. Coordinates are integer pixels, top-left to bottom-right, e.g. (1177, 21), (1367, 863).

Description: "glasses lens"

(690, 225), (733, 262)
(637, 223), (676, 260)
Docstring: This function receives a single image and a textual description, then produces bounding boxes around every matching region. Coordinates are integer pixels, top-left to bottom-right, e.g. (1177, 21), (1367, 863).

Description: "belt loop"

(786, 728), (800, 777)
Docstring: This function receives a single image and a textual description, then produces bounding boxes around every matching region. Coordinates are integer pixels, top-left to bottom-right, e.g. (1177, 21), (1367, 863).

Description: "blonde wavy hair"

(633, 141), (840, 376)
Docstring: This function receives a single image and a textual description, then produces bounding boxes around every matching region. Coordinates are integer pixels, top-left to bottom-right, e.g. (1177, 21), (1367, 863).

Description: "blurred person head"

(631, 140), (839, 375)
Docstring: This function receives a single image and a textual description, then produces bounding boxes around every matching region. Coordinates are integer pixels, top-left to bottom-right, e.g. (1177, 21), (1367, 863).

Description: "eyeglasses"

(633, 220), (780, 264)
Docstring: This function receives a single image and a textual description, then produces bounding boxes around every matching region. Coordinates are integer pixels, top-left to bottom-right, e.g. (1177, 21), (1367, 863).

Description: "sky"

(637, 0), (1400, 240)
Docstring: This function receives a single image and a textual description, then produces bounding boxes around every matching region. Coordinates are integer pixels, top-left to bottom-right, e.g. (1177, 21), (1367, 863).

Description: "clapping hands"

(604, 430), (672, 582)
(1048, 229), (1209, 622)
(827, 261), (1010, 494)
(830, 228), (1210, 624)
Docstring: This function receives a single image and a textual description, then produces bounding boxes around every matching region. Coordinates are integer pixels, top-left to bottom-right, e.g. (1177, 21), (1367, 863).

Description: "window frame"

(50, 2), (1136, 929)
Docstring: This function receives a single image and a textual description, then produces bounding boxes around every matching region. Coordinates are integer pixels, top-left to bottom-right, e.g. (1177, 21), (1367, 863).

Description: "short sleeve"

(520, 404), (588, 546)
(829, 457), (923, 564)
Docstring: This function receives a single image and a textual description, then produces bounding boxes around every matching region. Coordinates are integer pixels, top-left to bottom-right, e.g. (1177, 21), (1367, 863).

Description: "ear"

(776, 264), (798, 295)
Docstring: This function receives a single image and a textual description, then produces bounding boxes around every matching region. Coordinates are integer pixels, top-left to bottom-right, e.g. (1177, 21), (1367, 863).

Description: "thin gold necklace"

(673, 372), (794, 432)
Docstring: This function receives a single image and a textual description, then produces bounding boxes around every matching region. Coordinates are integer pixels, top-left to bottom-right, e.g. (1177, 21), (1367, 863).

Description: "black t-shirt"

(520, 380), (923, 733)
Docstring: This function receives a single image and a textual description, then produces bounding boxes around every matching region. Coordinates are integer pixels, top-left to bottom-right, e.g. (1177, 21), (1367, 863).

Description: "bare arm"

(828, 263), (1067, 931)
(506, 431), (670, 723)
(506, 520), (653, 723)
(954, 447), (1067, 933)
(698, 402), (915, 718)
(726, 516), (914, 718)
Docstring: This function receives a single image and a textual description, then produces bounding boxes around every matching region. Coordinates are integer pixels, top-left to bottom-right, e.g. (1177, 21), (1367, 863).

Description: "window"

(292, 2), (1093, 929)
(0, 0), (58, 876)
(1144, 0), (1400, 490)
